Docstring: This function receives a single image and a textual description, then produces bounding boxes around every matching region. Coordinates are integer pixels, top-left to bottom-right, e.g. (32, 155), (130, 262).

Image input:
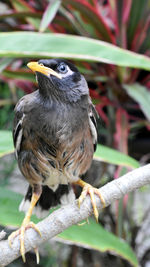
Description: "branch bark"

(0, 164), (150, 266)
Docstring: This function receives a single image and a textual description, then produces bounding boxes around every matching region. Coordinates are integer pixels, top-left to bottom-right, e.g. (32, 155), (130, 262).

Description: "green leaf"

(127, 0), (147, 45)
(0, 32), (150, 70)
(2, 69), (35, 82)
(0, 187), (27, 227)
(0, 187), (40, 227)
(140, 27), (150, 53)
(39, 0), (61, 32)
(0, 11), (41, 20)
(0, 187), (138, 267)
(123, 83), (150, 121)
(58, 219), (138, 267)
(10, 0), (41, 30)
(94, 145), (139, 169)
(0, 131), (14, 158)
(63, 0), (114, 43)
(59, 6), (89, 36)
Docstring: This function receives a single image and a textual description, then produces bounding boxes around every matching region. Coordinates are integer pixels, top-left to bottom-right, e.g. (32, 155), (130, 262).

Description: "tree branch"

(0, 164), (150, 266)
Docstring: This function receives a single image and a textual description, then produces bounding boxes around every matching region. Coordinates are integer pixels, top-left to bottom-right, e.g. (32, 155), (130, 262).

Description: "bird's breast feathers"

(13, 91), (96, 187)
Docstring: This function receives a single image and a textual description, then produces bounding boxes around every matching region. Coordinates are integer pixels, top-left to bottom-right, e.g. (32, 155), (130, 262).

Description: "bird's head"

(27, 59), (89, 102)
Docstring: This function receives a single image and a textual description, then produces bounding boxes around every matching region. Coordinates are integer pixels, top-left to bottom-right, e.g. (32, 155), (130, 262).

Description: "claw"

(8, 222), (41, 263)
(78, 218), (89, 226)
(76, 179), (105, 222)
(8, 229), (20, 248)
(34, 247), (40, 264)
(28, 222), (42, 237)
(8, 191), (41, 263)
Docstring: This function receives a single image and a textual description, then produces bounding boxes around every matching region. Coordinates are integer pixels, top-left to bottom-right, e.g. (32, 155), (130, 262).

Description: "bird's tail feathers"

(19, 184), (75, 219)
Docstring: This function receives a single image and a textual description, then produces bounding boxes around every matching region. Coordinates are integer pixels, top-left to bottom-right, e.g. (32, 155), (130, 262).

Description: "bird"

(8, 59), (105, 262)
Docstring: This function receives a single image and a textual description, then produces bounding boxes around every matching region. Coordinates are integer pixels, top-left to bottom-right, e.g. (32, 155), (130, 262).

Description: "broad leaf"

(0, 187), (27, 227)
(123, 83), (150, 121)
(0, 131), (14, 158)
(95, 145), (139, 169)
(58, 219), (138, 267)
(0, 32), (150, 70)
(0, 187), (138, 267)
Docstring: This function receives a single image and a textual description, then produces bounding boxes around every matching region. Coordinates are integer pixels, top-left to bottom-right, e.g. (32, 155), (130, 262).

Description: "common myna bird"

(8, 59), (105, 262)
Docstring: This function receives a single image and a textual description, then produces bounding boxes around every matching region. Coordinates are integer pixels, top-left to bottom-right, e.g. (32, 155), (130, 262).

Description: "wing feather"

(89, 102), (98, 152)
(13, 97), (26, 158)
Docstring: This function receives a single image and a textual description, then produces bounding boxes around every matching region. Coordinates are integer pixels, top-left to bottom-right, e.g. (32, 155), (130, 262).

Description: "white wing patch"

(15, 129), (23, 158)
(89, 111), (97, 147)
(14, 113), (25, 158)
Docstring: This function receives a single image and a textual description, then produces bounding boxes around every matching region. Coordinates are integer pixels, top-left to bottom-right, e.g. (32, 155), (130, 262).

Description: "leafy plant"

(0, 187), (138, 267)
(1, 0), (150, 149)
(0, 0), (150, 265)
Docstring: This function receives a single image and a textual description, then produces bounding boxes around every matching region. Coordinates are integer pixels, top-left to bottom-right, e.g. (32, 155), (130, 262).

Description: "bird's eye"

(39, 63), (44, 66)
(57, 63), (68, 74)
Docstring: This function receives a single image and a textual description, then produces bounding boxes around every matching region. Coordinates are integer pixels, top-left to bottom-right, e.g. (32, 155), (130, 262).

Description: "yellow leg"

(8, 192), (41, 263)
(75, 179), (105, 222)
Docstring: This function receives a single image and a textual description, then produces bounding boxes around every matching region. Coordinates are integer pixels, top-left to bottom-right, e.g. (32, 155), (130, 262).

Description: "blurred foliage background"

(1, 0), (150, 266)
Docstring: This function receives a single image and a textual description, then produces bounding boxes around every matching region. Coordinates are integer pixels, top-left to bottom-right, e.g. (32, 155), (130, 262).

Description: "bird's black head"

(27, 59), (89, 103)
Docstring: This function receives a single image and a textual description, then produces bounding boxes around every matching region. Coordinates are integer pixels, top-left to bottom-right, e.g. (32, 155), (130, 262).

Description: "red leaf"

(131, 17), (150, 52)
(107, 0), (119, 36)
(63, 0), (115, 43)
(114, 109), (129, 154)
(123, 0), (132, 23)
(15, 80), (34, 93)
(10, 0), (36, 12)
(96, 104), (109, 125)
(90, 90), (101, 99)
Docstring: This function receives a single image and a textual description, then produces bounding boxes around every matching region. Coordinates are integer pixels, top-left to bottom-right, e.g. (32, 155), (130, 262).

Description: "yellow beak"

(27, 61), (62, 79)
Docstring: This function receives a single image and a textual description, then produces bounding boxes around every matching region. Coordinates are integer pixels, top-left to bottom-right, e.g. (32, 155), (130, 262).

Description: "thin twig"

(0, 164), (150, 266)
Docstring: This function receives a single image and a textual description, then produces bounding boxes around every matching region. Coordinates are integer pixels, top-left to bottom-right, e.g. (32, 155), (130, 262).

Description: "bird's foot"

(77, 180), (105, 222)
(8, 221), (41, 263)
